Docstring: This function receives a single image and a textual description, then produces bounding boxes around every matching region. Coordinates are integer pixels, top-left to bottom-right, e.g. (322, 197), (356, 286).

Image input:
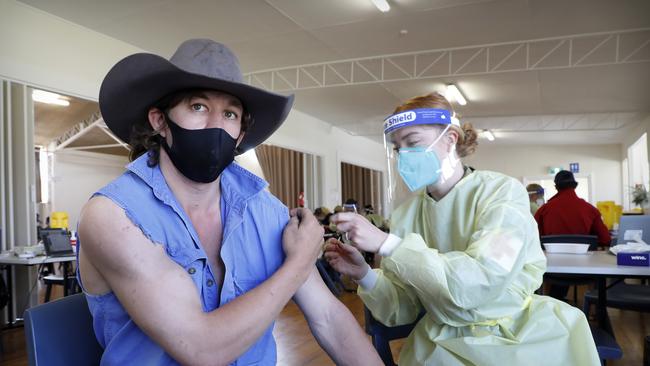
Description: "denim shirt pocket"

(232, 278), (267, 365)
(233, 277), (263, 296)
(165, 238), (210, 308)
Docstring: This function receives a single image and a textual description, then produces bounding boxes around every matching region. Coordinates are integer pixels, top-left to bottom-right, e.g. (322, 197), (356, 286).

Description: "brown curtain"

(255, 144), (304, 208)
(341, 162), (382, 212)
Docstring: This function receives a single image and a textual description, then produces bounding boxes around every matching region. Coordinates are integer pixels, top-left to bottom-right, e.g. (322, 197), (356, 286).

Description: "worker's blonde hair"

(392, 92), (478, 158)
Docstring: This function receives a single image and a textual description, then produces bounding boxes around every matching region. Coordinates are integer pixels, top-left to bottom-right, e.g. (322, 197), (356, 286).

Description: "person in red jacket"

(534, 170), (611, 299)
(535, 171), (611, 244)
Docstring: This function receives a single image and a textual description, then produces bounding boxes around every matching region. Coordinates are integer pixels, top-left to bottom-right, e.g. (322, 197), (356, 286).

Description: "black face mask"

(161, 113), (237, 183)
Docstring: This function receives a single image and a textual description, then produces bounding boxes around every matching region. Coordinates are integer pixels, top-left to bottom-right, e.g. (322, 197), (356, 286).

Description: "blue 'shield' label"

(383, 108), (454, 134)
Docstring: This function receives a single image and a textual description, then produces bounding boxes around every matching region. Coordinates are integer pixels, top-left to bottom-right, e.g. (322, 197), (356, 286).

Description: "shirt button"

(188, 267), (196, 275)
(206, 279), (214, 287)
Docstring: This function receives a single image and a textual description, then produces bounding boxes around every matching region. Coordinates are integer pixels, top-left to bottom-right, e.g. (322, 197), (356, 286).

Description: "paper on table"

(609, 238), (650, 255)
(623, 229), (643, 241)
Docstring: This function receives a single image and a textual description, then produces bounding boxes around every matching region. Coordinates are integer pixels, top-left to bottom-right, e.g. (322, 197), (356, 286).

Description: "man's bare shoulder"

(81, 194), (122, 221)
(79, 195), (130, 244)
(79, 195), (160, 271)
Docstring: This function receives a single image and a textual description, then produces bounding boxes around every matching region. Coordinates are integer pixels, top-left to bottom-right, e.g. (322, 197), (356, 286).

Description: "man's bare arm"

(293, 269), (383, 366)
(79, 196), (323, 366)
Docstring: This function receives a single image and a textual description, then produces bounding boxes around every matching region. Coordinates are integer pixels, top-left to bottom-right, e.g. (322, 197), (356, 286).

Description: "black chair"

(364, 306), (424, 366)
(43, 275), (79, 302)
(40, 263), (79, 302)
(583, 281), (650, 314)
(24, 293), (103, 366)
(590, 325), (623, 365)
(315, 258), (343, 296)
(584, 282), (649, 364)
(541, 234), (599, 304)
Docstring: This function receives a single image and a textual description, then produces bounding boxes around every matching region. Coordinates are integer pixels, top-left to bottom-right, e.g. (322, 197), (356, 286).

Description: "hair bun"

(457, 122), (478, 158)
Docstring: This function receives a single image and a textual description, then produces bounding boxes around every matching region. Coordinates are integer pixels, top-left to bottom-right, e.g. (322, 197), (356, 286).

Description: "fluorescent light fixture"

(484, 130), (495, 141)
(371, 0), (390, 12)
(32, 90), (70, 106)
(446, 84), (467, 106)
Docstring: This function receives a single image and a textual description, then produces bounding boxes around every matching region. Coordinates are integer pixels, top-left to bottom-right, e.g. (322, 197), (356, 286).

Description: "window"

(340, 162), (383, 213)
(627, 133), (650, 208)
(524, 174), (592, 203)
(254, 144), (322, 209)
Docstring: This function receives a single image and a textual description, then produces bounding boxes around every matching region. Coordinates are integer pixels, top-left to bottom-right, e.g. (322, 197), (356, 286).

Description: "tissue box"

(617, 251), (650, 267)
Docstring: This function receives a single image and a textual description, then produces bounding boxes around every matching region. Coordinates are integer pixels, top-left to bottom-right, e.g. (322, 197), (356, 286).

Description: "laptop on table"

(617, 216), (650, 244)
(44, 232), (74, 257)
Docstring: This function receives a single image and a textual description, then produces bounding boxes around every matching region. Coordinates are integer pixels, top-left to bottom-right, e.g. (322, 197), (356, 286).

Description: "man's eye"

(191, 104), (206, 111)
(224, 111), (238, 120)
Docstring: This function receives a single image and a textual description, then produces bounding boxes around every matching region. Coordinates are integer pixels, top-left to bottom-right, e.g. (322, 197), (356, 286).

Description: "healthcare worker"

(527, 183), (545, 215)
(324, 92), (600, 365)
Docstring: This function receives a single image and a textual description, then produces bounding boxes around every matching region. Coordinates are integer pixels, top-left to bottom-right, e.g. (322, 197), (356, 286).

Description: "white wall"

(0, 0), (388, 216)
(266, 108), (386, 212)
(51, 151), (127, 230)
(620, 115), (650, 209)
(622, 116), (650, 162)
(464, 144), (623, 205)
(0, 0), (142, 100)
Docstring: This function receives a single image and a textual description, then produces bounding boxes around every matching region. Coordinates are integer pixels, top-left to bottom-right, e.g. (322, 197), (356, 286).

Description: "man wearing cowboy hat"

(77, 39), (381, 365)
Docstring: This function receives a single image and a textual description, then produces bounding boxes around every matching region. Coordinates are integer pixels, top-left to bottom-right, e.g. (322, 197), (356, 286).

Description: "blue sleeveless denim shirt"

(77, 154), (288, 365)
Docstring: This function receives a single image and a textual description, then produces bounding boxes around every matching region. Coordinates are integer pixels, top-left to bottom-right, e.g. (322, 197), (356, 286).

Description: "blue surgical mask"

(397, 126), (449, 191)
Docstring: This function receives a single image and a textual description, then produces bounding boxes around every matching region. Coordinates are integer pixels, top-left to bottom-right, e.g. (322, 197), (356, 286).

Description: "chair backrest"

(617, 215), (650, 244)
(540, 234), (599, 251)
(24, 293), (103, 366)
(364, 306), (424, 366)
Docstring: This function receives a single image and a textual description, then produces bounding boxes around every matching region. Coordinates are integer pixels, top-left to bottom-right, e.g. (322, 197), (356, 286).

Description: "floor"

(1, 282), (648, 365)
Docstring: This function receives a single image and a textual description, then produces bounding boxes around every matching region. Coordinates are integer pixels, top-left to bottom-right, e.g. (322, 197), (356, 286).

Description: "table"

(0, 254), (76, 327)
(546, 252), (649, 277)
(545, 252), (650, 352)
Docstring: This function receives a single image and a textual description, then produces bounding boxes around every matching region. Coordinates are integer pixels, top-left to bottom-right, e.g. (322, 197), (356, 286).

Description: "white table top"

(0, 254), (76, 265)
(546, 251), (650, 277)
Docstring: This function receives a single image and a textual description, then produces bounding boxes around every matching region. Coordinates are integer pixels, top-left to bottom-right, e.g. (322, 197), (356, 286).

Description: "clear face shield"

(383, 108), (460, 208)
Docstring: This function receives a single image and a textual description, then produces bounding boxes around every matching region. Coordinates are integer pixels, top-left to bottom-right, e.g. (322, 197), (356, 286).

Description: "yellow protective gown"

(359, 170), (599, 365)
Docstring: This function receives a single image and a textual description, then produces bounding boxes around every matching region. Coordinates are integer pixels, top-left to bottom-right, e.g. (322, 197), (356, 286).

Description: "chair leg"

(582, 296), (591, 317)
(372, 336), (396, 366)
(44, 283), (53, 303)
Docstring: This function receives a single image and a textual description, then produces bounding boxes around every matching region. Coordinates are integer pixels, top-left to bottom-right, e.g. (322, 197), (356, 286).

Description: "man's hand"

(323, 238), (369, 281)
(282, 208), (324, 275)
(331, 212), (388, 253)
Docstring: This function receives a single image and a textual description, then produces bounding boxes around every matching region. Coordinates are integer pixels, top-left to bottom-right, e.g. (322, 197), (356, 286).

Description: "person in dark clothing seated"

(534, 170), (611, 300)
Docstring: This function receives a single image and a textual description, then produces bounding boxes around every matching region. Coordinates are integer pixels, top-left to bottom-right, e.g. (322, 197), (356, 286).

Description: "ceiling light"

(484, 130), (495, 141)
(371, 0), (390, 12)
(446, 84), (467, 106)
(32, 90), (70, 106)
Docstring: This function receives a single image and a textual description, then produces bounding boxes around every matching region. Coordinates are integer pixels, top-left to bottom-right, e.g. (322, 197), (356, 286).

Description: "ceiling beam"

(53, 117), (102, 151)
(51, 114), (129, 152)
(245, 28), (650, 92)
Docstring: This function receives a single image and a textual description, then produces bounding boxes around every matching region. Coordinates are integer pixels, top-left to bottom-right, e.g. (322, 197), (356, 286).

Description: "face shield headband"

(383, 108), (459, 135)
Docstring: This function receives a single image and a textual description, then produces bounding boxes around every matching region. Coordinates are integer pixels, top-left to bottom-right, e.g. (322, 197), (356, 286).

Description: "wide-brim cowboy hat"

(99, 39), (294, 154)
